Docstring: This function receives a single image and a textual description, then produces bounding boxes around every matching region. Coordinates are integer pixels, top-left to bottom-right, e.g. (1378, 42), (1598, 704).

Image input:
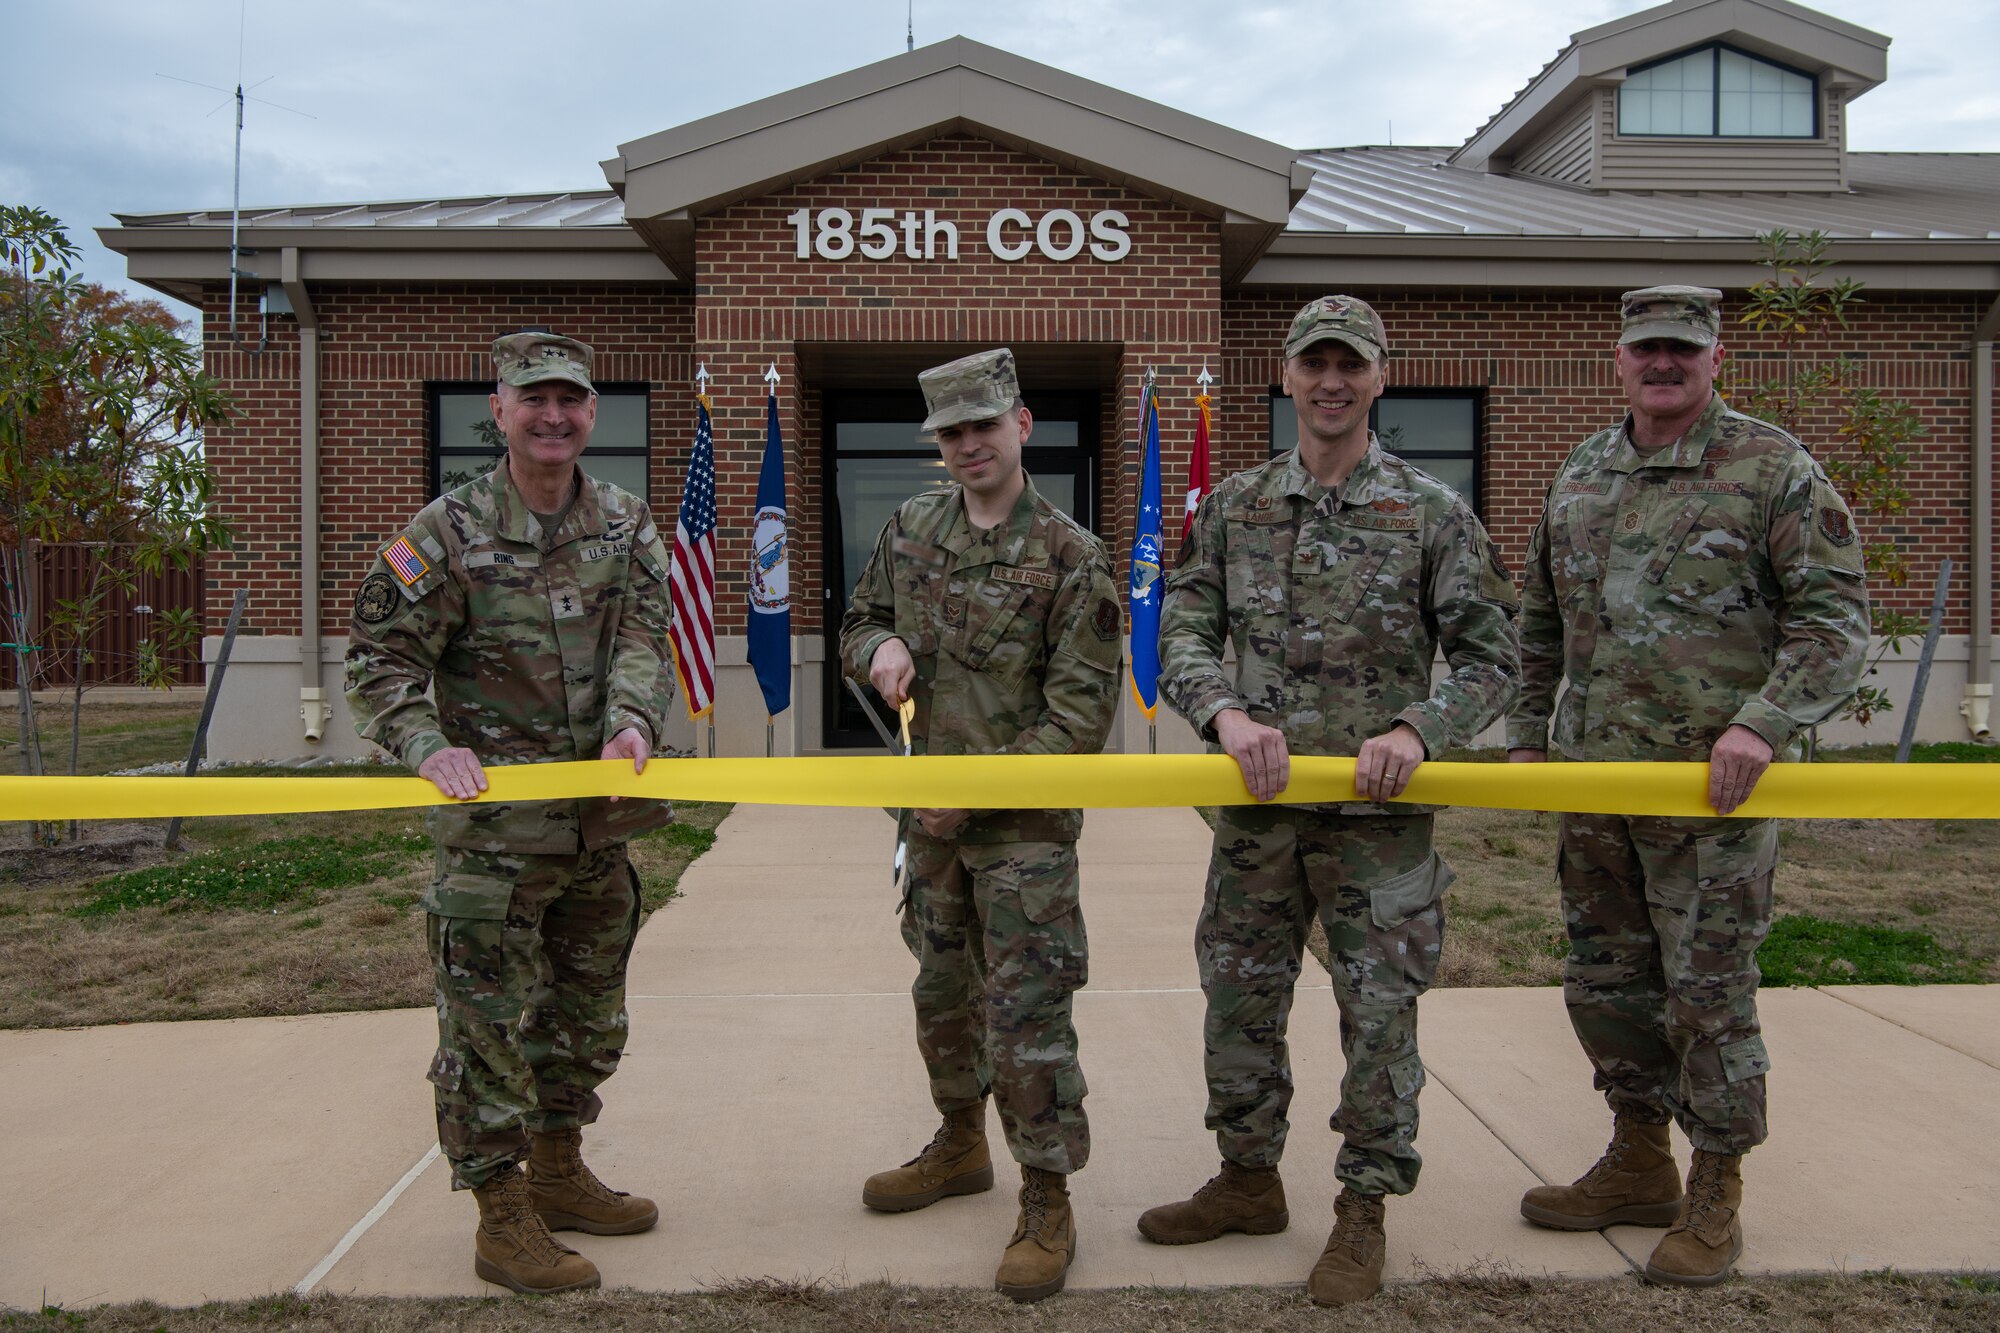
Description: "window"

(1619, 45), (1816, 138)
(429, 383), (651, 501)
(1269, 388), (1483, 513)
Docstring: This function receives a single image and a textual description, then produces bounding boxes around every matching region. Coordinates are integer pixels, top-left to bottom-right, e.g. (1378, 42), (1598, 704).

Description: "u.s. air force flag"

(747, 376), (791, 718)
(1127, 379), (1162, 720)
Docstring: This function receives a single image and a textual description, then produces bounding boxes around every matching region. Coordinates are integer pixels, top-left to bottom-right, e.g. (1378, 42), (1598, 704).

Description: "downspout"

(281, 247), (328, 742)
(1964, 293), (1999, 742)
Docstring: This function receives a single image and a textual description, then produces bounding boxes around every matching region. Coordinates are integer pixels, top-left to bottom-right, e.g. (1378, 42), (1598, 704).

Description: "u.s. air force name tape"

(3, 756), (1995, 821)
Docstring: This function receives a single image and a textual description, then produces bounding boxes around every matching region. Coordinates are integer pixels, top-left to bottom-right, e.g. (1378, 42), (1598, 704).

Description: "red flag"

(1181, 391), (1211, 548)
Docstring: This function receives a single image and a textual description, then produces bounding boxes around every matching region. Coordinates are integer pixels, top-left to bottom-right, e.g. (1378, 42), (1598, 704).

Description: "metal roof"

(1288, 148), (2000, 241)
(112, 192), (626, 230)
(114, 147), (2000, 245)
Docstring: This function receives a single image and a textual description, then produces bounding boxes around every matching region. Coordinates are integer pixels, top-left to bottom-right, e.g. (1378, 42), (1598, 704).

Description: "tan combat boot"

(1137, 1160), (1289, 1244)
(995, 1165), (1076, 1303)
(1644, 1149), (1745, 1287)
(1520, 1114), (1682, 1230)
(525, 1127), (660, 1235)
(1307, 1187), (1386, 1307)
(471, 1163), (601, 1294)
(861, 1104), (993, 1212)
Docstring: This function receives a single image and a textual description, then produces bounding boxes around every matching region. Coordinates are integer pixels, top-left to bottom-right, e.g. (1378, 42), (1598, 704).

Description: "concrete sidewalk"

(4, 803), (1997, 1309)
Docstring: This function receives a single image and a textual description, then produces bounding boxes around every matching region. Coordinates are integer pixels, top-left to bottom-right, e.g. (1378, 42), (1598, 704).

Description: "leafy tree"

(2, 204), (234, 820)
(1730, 228), (1926, 730)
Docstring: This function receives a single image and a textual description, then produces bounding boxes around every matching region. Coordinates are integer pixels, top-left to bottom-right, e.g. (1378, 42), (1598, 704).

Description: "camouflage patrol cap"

(918, 348), (1020, 433)
(1284, 295), (1388, 362)
(1618, 285), (1723, 347)
(492, 331), (595, 391)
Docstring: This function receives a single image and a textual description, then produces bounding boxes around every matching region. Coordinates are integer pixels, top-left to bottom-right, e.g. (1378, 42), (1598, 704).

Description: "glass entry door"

(822, 389), (1099, 749)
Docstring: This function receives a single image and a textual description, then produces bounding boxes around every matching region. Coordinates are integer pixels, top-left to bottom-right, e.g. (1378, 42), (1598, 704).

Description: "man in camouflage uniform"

(1143, 297), (1520, 1306)
(1509, 286), (1868, 1287)
(838, 348), (1121, 1303)
(346, 331), (676, 1294)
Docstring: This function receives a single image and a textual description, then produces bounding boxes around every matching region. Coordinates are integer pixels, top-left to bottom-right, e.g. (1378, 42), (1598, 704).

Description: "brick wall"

(693, 133), (1222, 634)
(192, 158), (1986, 651)
(201, 284), (693, 638)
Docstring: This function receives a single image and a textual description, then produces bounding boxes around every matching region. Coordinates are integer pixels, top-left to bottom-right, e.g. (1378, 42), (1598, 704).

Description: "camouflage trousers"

(1198, 807), (1450, 1197)
(425, 842), (642, 1190)
(900, 830), (1090, 1174)
(1558, 813), (1778, 1155)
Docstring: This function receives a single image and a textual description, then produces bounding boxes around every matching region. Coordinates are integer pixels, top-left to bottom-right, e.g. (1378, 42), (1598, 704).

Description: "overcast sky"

(6, 0), (1996, 318)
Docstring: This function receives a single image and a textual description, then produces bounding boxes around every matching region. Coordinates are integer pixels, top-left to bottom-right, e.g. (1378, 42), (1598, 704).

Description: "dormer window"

(1618, 44), (1817, 138)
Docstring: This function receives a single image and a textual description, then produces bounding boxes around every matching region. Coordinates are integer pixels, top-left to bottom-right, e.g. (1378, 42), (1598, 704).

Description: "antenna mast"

(907, 0), (913, 51)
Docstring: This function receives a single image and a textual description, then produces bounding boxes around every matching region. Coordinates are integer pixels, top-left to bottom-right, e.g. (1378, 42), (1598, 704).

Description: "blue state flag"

(747, 388), (792, 717)
(1128, 382), (1163, 719)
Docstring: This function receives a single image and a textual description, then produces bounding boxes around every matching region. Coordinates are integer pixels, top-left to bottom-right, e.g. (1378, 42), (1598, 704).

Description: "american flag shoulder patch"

(385, 536), (430, 586)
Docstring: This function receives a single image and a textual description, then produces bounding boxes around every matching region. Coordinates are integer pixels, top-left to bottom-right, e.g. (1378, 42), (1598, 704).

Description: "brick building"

(103, 0), (1999, 760)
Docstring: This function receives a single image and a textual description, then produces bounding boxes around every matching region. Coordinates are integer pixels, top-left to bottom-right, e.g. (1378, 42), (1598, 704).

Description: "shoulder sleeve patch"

(1092, 597), (1121, 642)
(1804, 479), (1865, 577)
(354, 573), (400, 626)
(1479, 540), (1520, 608)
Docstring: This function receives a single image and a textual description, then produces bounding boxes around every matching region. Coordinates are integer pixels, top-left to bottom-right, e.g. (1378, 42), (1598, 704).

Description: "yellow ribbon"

(3, 756), (1994, 821)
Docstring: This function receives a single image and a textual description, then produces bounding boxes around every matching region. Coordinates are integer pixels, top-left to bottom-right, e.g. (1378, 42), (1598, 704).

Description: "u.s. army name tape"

(3, 756), (1995, 821)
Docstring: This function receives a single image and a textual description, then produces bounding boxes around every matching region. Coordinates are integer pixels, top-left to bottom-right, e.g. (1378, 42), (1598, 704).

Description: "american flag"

(668, 396), (717, 719)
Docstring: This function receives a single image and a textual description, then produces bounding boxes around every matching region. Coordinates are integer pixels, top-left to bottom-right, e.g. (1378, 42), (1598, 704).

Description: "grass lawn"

(8, 1271), (1998, 1331)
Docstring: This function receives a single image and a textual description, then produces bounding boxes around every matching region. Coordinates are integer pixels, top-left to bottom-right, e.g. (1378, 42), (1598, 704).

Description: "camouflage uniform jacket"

(1161, 440), (1521, 815)
(840, 474), (1123, 844)
(1508, 393), (1869, 760)
(345, 461), (676, 854)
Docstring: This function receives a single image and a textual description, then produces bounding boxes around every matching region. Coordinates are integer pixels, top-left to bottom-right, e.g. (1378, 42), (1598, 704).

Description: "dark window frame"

(1616, 42), (1821, 140)
(426, 381), (653, 503)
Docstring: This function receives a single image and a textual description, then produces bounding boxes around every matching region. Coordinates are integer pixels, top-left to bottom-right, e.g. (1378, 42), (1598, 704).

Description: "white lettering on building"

(787, 206), (1129, 262)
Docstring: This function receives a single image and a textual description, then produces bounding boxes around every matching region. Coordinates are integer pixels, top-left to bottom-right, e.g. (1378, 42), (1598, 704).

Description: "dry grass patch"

(1, 694), (203, 776)
(10, 1271), (1999, 1331)
(0, 800), (732, 1030)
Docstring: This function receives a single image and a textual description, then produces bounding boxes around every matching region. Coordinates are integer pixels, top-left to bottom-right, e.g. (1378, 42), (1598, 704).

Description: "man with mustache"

(1509, 286), (1869, 1286)
(1143, 296), (1520, 1305)
(839, 347), (1122, 1302)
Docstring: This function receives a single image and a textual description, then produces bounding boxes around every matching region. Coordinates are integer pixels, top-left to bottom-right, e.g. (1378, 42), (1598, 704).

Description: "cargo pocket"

(427, 1046), (464, 1093)
(1362, 852), (1453, 1000)
(1368, 852), (1455, 929)
(1055, 1064), (1089, 1109)
(1011, 858), (1080, 926)
(1719, 1034), (1770, 1084)
(1387, 1051), (1427, 1100)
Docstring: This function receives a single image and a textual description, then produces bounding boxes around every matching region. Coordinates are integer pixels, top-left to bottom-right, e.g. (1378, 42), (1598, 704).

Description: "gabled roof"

(604, 36), (1302, 283)
(1452, 0), (1889, 171)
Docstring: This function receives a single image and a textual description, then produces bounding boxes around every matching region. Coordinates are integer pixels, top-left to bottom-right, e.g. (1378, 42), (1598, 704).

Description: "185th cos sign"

(786, 207), (1132, 262)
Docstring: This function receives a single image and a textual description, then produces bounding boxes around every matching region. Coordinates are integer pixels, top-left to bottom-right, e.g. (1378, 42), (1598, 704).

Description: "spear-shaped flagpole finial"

(1197, 361), (1214, 389)
(764, 363), (781, 389)
(1143, 362), (1157, 390)
(695, 361), (710, 394)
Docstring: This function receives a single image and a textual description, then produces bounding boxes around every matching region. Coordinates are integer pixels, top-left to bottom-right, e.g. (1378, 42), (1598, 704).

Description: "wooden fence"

(1, 543), (205, 689)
